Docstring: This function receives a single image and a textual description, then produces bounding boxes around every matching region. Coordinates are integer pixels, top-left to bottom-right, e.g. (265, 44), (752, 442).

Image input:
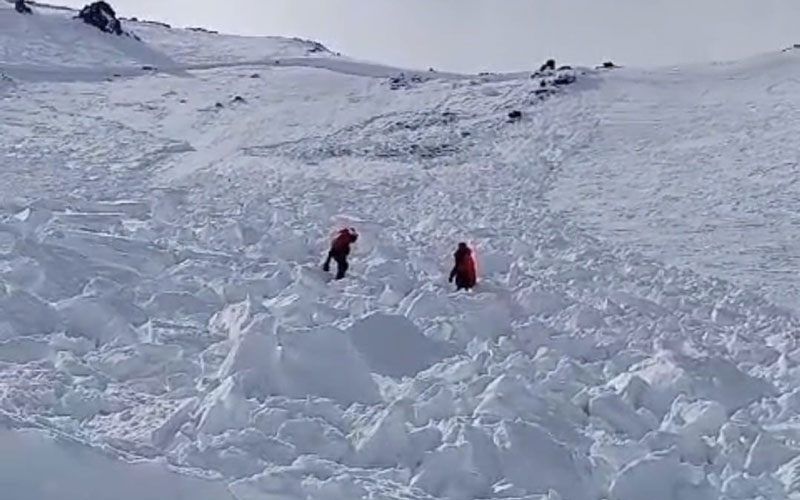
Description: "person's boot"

(322, 253), (332, 272)
(335, 258), (348, 280)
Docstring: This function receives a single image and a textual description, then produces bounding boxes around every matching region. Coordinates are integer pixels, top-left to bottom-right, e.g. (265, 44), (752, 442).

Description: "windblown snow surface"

(3, 3), (800, 500)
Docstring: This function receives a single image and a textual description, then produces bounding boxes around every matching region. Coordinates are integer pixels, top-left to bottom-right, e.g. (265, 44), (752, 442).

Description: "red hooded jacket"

(331, 228), (358, 256)
(450, 244), (476, 287)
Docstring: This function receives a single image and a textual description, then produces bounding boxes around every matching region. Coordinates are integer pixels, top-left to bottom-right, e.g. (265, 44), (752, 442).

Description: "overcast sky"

(58, 0), (800, 73)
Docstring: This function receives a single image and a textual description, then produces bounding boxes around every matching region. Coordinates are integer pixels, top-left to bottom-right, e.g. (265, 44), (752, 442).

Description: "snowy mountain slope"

(549, 51), (800, 311)
(2, 4), (800, 500)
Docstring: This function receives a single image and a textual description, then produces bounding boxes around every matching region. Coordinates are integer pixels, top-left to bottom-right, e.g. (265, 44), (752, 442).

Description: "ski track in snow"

(3, 3), (800, 500)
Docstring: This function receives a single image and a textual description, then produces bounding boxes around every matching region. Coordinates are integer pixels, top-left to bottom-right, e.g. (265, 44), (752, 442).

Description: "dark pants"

(454, 272), (475, 290)
(323, 250), (348, 279)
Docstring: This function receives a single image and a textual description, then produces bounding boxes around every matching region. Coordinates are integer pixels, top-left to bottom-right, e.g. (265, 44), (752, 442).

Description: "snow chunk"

(216, 314), (281, 398)
(0, 289), (60, 339)
(411, 442), (494, 500)
(411, 424), (500, 500)
(744, 432), (800, 475)
(151, 397), (198, 448)
(354, 400), (415, 467)
(613, 351), (776, 417)
(346, 313), (451, 378)
(208, 299), (252, 341)
(589, 392), (654, 440)
(197, 378), (254, 435)
(570, 306), (608, 329)
(496, 420), (599, 500)
(609, 449), (715, 500)
(661, 396), (728, 464)
(0, 337), (51, 363)
(276, 418), (351, 461)
(57, 295), (137, 345)
(515, 288), (572, 317)
(280, 326), (380, 405)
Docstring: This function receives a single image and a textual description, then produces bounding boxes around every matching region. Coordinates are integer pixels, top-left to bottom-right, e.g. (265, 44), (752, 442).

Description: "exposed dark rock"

(290, 37), (330, 54)
(553, 68), (577, 86)
(77, 2), (124, 36)
(389, 72), (425, 90)
(508, 110), (522, 120)
(232, 96), (246, 104)
(187, 27), (219, 34)
(249, 73), (261, 79)
(15, 0), (33, 14)
(540, 59), (556, 72)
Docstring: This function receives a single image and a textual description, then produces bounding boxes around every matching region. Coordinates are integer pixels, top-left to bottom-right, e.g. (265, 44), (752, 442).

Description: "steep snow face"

(2, 4), (800, 500)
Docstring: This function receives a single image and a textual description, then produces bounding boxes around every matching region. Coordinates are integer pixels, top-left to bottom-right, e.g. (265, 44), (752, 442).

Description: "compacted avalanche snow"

(2, 3), (800, 500)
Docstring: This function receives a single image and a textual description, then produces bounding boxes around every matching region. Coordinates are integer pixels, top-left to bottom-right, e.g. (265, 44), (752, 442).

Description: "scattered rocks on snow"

(389, 72), (426, 90)
(15, 0), (32, 14)
(187, 27), (219, 34)
(289, 37), (330, 54)
(76, 2), (126, 36)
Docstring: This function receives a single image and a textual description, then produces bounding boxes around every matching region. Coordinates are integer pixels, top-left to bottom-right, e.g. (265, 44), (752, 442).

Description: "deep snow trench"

(3, 4), (800, 500)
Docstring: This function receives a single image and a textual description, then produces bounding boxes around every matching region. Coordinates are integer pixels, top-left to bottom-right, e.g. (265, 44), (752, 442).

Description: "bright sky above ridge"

(56, 0), (800, 73)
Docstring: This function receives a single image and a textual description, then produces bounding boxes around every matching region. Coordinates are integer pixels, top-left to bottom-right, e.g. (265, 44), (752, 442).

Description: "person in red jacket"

(323, 227), (358, 280)
(449, 242), (476, 290)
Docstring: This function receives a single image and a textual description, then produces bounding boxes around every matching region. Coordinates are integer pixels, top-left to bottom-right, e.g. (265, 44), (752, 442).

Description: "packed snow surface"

(0, 426), (235, 500)
(2, 2), (800, 500)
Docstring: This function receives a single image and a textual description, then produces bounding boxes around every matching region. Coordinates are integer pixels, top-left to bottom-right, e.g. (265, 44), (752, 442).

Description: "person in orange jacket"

(323, 227), (358, 280)
(449, 242), (476, 290)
